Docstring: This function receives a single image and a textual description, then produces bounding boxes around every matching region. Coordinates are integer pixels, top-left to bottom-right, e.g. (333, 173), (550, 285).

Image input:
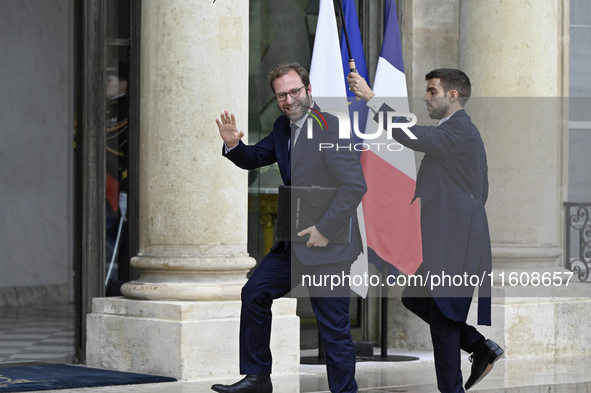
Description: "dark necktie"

(285, 123), (299, 243)
(289, 123), (298, 161)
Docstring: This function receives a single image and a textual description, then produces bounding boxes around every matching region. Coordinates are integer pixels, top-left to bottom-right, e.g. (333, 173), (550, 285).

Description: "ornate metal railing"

(564, 202), (591, 281)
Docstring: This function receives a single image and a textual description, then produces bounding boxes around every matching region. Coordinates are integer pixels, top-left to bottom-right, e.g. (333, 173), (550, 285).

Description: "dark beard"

(428, 104), (449, 120)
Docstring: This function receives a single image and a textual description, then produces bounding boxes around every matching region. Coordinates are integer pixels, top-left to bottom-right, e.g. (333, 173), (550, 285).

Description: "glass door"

(74, 0), (140, 363)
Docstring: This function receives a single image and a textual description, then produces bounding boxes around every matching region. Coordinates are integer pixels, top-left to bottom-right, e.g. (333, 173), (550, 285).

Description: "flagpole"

(335, 0), (357, 73)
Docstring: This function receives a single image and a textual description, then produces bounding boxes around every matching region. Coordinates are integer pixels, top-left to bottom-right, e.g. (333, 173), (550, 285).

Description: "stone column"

(458, 0), (587, 359)
(121, 0), (253, 303)
(87, 0), (299, 382)
(460, 0), (564, 270)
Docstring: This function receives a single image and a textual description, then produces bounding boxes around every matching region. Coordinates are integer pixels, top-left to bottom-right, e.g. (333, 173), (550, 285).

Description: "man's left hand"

(298, 226), (329, 248)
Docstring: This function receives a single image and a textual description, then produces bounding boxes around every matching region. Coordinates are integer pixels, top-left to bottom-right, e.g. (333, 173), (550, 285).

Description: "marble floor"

(1, 304), (591, 392)
(4, 353), (591, 393)
(0, 304), (75, 363)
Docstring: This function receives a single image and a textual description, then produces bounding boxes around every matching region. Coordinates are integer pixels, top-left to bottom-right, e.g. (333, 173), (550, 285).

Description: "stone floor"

(1, 304), (591, 392)
(4, 352), (591, 393)
(0, 304), (74, 363)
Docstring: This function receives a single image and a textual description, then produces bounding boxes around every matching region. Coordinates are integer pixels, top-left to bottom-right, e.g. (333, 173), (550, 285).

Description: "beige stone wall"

(400, 0), (460, 102)
(0, 0), (74, 298)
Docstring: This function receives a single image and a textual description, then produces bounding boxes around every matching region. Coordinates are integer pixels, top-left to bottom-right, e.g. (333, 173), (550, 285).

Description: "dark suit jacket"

(383, 106), (492, 326)
(223, 105), (367, 265)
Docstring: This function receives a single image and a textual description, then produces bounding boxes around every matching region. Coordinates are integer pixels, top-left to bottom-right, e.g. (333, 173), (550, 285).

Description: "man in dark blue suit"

(347, 68), (503, 392)
(212, 62), (367, 393)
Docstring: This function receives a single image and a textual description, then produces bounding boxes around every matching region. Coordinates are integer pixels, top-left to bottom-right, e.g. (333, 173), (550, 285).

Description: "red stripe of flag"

(360, 150), (422, 275)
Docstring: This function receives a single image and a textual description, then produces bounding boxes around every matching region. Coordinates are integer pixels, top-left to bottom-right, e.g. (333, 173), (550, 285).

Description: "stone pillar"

(122, 0), (253, 302)
(459, 0), (564, 272)
(87, 0), (299, 382)
(459, 0), (564, 271)
(458, 0), (584, 359)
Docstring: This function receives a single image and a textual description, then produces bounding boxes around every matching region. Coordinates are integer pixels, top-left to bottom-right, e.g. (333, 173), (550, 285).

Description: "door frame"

(73, 0), (140, 363)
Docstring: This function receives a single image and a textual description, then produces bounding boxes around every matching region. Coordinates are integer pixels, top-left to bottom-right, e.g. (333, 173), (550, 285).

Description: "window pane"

(568, 127), (591, 202)
(569, 28), (591, 97)
(107, 0), (130, 39)
(571, 0), (591, 26)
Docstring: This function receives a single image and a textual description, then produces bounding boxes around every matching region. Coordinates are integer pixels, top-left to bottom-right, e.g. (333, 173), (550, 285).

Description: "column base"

(389, 279), (591, 358)
(492, 244), (563, 270)
(120, 281), (247, 302)
(86, 297), (300, 381)
(468, 283), (591, 359)
(121, 255), (256, 301)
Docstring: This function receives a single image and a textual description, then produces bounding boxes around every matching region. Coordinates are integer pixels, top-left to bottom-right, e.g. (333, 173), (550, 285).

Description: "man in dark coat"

(347, 68), (503, 392)
(212, 62), (367, 393)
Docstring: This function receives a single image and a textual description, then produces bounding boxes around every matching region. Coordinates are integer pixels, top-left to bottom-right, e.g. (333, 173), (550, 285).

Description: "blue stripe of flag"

(340, 0), (370, 95)
(380, 0), (405, 74)
(339, 0), (370, 148)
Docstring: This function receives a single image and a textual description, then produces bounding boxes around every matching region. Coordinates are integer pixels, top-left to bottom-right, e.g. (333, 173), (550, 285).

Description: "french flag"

(360, 0), (422, 276)
(310, 0), (369, 297)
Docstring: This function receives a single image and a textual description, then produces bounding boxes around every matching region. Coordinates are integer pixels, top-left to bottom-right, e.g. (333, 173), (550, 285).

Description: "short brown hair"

(268, 62), (310, 93)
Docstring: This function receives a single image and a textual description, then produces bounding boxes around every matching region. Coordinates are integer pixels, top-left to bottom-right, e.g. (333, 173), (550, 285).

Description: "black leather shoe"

(211, 375), (272, 393)
(464, 339), (504, 390)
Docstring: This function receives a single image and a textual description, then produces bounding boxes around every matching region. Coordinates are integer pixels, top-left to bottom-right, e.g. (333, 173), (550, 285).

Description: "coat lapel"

(290, 118), (309, 170)
(280, 120), (292, 185)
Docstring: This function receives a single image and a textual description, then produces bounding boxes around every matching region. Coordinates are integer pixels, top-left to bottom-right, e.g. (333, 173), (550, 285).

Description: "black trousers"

(402, 266), (484, 393)
(239, 245), (357, 393)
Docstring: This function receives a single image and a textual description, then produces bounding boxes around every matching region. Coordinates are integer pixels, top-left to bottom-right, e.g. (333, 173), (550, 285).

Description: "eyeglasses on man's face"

(275, 85), (306, 102)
